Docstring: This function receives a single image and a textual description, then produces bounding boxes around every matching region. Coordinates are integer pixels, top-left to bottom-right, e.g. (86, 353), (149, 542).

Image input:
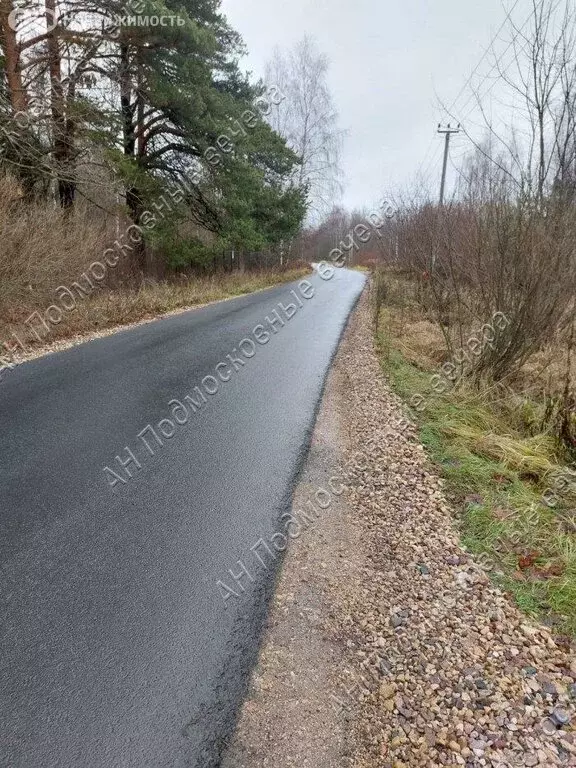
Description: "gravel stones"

(334, 293), (576, 768)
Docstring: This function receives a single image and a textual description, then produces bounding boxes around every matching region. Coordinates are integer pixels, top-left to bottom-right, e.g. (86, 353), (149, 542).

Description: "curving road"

(0, 266), (365, 768)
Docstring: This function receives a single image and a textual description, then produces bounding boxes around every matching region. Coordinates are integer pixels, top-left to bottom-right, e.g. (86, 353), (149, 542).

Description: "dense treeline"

(0, 0), (307, 272)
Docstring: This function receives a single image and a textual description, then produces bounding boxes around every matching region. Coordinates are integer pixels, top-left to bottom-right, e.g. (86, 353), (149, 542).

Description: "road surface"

(0, 267), (365, 768)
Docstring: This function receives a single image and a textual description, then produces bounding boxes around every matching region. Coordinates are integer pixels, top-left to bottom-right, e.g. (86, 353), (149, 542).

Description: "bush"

(0, 174), (115, 319)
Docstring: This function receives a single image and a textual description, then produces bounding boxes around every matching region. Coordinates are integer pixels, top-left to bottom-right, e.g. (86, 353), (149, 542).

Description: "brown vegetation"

(0, 175), (310, 356)
(367, 0), (576, 459)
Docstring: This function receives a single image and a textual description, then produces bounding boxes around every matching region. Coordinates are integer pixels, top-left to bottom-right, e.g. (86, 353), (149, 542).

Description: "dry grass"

(512, 340), (574, 399)
(376, 272), (453, 368)
(0, 174), (310, 353)
(0, 268), (311, 353)
(440, 427), (559, 480)
(377, 275), (576, 637)
(377, 269), (575, 399)
(0, 175), (117, 316)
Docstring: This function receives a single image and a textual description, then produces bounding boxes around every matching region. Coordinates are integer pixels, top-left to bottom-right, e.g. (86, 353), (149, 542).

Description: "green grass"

(377, 319), (576, 637)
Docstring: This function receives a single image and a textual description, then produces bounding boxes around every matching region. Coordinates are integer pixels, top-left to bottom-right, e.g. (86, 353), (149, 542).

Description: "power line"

(455, 0), (565, 125)
(419, 0), (551, 199)
(416, 132), (440, 183)
(420, 139), (443, 183)
(446, 0), (522, 116)
(416, 1), (522, 195)
(435, 0), (566, 207)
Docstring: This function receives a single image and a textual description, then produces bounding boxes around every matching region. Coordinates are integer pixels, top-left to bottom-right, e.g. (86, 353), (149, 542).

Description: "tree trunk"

(0, 0), (27, 112)
(120, 41), (146, 272)
(45, 0), (75, 207)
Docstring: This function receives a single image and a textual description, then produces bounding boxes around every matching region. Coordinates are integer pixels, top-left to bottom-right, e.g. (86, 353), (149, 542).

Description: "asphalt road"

(0, 266), (365, 768)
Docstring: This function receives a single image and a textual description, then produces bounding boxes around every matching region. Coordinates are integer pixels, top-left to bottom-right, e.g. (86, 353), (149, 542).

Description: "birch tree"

(265, 36), (344, 221)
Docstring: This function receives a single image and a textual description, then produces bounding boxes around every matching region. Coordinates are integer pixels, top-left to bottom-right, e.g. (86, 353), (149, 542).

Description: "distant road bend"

(0, 266), (366, 768)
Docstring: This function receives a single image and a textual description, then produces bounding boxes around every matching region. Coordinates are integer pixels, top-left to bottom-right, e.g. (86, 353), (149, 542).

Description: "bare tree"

(393, 0), (576, 385)
(265, 36), (344, 222)
(453, 0), (576, 205)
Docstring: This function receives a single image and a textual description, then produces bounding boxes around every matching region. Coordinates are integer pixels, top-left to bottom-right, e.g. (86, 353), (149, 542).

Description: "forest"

(0, 2), (348, 359)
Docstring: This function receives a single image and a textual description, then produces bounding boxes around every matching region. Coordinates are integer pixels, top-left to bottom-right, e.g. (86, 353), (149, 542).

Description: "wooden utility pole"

(437, 123), (460, 206)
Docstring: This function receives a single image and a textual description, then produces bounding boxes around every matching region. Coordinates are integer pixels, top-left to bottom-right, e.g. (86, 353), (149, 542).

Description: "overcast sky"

(221, 0), (529, 212)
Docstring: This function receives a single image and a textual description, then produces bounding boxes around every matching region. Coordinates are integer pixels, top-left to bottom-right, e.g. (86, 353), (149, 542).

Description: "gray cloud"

(222, 0), (524, 211)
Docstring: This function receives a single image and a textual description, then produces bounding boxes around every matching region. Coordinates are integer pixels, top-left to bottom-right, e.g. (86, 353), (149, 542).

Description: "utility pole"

(437, 123), (460, 206)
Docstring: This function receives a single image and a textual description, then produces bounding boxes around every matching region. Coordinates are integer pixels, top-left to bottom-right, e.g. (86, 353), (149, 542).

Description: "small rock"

(456, 571), (473, 589)
(540, 680), (558, 698)
(550, 706), (571, 727)
(379, 658), (393, 676)
(542, 718), (558, 736)
(469, 738), (487, 754)
(424, 727), (436, 746)
(379, 683), (395, 699)
(397, 703), (415, 719)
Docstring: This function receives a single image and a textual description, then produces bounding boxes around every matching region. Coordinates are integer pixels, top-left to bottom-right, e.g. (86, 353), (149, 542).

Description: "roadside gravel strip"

(340, 293), (576, 768)
(226, 288), (576, 768)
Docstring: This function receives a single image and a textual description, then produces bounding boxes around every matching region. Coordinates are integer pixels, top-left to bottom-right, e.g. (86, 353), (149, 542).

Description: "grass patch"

(377, 312), (576, 638)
